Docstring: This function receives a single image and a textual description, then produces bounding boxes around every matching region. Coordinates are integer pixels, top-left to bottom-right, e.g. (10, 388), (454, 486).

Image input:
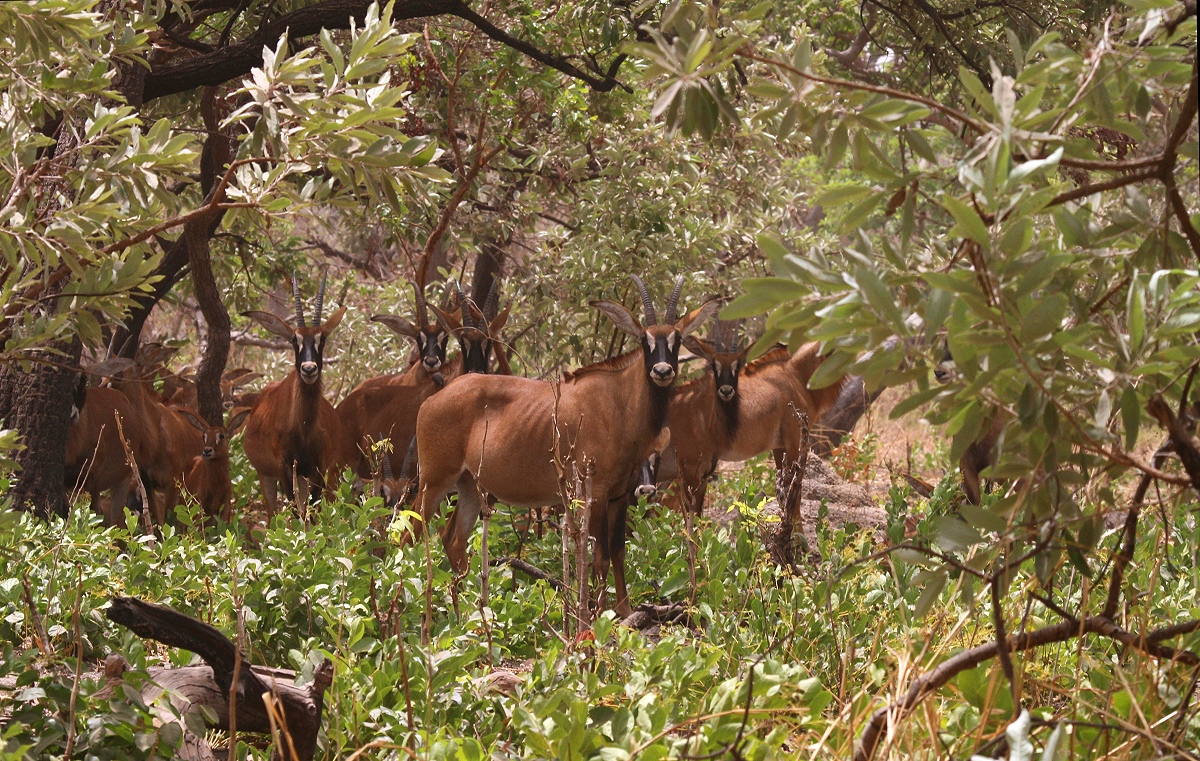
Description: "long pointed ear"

(320, 305), (347, 336)
(590, 300), (643, 338)
(674, 298), (722, 337)
(176, 408), (209, 433)
(428, 304), (462, 334)
(682, 335), (716, 360)
(651, 425), (671, 452)
(371, 314), (420, 339)
(243, 311), (295, 338)
(488, 303), (511, 335)
(226, 407), (252, 435)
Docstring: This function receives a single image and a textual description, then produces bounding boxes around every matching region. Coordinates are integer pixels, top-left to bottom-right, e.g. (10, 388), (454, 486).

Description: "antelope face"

(642, 327), (682, 387)
(712, 354), (744, 401)
(417, 326), (449, 372)
(199, 427), (226, 460)
(633, 452), (662, 499)
(458, 327), (493, 375)
(70, 373), (88, 424)
(934, 342), (957, 383)
(293, 327), (328, 385)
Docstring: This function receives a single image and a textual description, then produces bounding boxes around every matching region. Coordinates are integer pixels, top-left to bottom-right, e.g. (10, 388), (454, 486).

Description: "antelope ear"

(177, 408), (209, 433)
(674, 298), (722, 337)
(651, 425), (671, 452)
(428, 304), (462, 334)
(226, 407), (252, 435)
(320, 306), (347, 336)
(229, 372), (262, 388)
(489, 303), (511, 334)
(243, 311), (295, 339)
(590, 300), (643, 338)
(682, 335), (716, 360)
(371, 314), (420, 339)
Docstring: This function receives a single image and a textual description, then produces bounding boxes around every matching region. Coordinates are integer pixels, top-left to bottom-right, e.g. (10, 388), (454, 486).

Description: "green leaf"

(814, 183), (873, 207)
(890, 385), (944, 419)
(942, 195), (990, 247)
(855, 267), (904, 327)
(913, 571), (946, 619)
(1020, 294), (1067, 342)
(935, 516), (982, 553)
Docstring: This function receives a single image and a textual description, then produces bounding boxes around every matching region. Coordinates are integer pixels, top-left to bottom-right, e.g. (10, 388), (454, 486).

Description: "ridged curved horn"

(292, 272), (306, 327)
(412, 282), (429, 329)
(381, 447), (394, 480)
(314, 269), (328, 324)
(663, 275), (685, 324)
(734, 319), (743, 350)
(399, 437), (416, 479)
(483, 280), (499, 321)
(630, 274), (657, 325)
(454, 280), (476, 330)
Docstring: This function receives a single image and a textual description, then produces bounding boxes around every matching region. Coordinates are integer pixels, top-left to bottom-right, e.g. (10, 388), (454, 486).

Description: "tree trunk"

(0, 0), (146, 518)
(810, 375), (883, 457)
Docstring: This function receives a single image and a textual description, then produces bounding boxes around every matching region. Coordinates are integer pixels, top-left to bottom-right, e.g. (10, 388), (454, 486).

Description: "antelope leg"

(443, 474), (483, 574)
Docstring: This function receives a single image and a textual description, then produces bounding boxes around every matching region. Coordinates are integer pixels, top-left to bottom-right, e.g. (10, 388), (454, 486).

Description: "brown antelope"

(935, 343), (1005, 504)
(165, 368), (262, 413)
(241, 272), (347, 520)
(176, 407), (251, 522)
(413, 275), (719, 615)
(65, 364), (139, 525)
(338, 281), (510, 481)
(657, 328), (849, 514)
(110, 348), (214, 526)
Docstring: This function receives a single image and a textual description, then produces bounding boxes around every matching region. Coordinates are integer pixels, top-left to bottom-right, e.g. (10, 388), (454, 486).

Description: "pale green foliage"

(641, 0), (1199, 594)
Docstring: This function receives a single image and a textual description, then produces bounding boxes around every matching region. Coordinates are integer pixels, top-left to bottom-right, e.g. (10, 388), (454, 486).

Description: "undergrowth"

(1, 445), (1198, 760)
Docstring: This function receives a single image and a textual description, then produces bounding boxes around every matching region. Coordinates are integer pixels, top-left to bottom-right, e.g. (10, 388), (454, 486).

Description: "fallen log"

(105, 596), (333, 761)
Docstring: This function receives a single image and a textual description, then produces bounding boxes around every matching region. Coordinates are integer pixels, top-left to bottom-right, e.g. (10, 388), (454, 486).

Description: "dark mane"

(561, 350), (641, 382)
(743, 347), (790, 376)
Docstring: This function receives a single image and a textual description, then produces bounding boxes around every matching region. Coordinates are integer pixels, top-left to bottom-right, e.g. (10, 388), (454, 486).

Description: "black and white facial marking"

(642, 328), (682, 388)
(459, 330), (493, 375)
(711, 356), (742, 402)
(417, 326), (449, 373)
(70, 373), (88, 424)
(199, 427), (225, 460)
(633, 452), (662, 500)
(934, 342), (957, 384)
(293, 330), (328, 385)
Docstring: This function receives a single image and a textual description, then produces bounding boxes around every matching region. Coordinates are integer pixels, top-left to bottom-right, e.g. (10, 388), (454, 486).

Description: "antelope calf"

(65, 370), (139, 525)
(177, 407), (251, 522)
(413, 275), (719, 615)
(242, 272), (346, 520)
(658, 333), (848, 514)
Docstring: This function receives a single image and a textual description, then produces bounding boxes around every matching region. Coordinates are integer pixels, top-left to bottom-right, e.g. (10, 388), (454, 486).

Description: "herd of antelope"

(66, 272), (856, 614)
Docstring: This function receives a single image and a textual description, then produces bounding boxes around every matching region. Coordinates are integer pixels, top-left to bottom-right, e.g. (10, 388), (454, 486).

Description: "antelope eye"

(713, 360), (722, 374)
(217, 433), (224, 443)
(645, 334), (657, 351)
(416, 334), (425, 349)
(667, 332), (678, 351)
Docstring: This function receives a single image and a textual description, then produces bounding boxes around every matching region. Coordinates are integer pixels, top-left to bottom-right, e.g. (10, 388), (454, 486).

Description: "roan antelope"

(110, 349), (216, 526)
(338, 281), (510, 481)
(176, 407), (251, 522)
(241, 272), (346, 520)
(657, 327), (849, 514)
(413, 275), (719, 615)
(65, 362), (139, 525)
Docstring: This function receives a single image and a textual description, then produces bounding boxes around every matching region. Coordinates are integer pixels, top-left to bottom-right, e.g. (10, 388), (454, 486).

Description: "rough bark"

(811, 375), (882, 457)
(106, 597), (334, 761)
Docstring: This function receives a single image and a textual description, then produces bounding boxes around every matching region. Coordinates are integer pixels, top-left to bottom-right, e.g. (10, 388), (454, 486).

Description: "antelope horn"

(399, 437), (416, 479)
(412, 282), (429, 329)
(381, 446), (394, 480)
(313, 268), (328, 323)
(292, 271), (306, 327)
(630, 274), (657, 325)
(733, 319), (743, 350)
(663, 275), (685, 324)
(483, 279), (499, 321)
(455, 280), (476, 330)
